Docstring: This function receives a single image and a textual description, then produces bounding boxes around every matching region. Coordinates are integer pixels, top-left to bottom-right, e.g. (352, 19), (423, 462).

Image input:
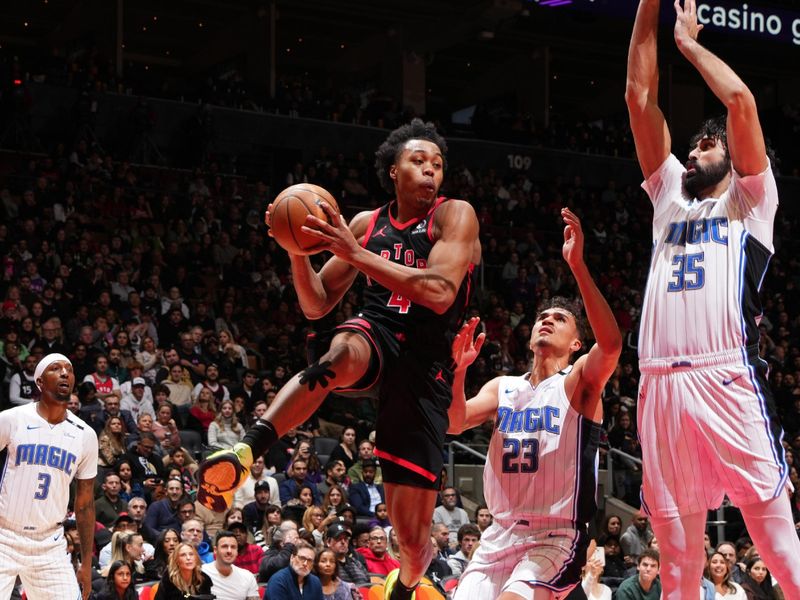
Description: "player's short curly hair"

(690, 114), (777, 169)
(539, 296), (587, 343)
(374, 118), (448, 194)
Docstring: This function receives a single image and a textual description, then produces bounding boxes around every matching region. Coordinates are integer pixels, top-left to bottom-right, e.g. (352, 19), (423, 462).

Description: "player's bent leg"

(384, 482), (439, 600)
(198, 331), (372, 511)
(649, 511), (706, 599)
(738, 494), (800, 596)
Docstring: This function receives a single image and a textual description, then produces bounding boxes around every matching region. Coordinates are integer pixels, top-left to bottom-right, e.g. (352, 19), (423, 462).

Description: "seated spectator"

(279, 458), (321, 505)
(78, 380), (105, 433)
(302, 505), (335, 550)
(189, 387), (216, 435)
(95, 472), (128, 528)
(163, 447), (198, 494)
(581, 544), (613, 600)
(615, 549), (661, 600)
(100, 531), (148, 583)
(264, 541), (321, 600)
(740, 556), (779, 599)
(98, 513), (155, 568)
(115, 460), (145, 502)
(208, 398), (245, 449)
(717, 541), (747, 585)
(218, 329), (248, 372)
(287, 439), (323, 484)
(96, 560), (138, 600)
(201, 529), (260, 600)
(620, 512), (653, 568)
(323, 522), (369, 587)
(234, 454), (280, 509)
(258, 521), (299, 583)
(446, 523), (480, 578)
(315, 548), (359, 599)
(143, 478), (185, 540)
(254, 505), (283, 550)
(432, 486), (470, 547)
(321, 484), (347, 517)
(474, 504), (493, 533)
(598, 534), (627, 582)
(347, 439), (383, 484)
(705, 551), (747, 598)
(317, 459), (348, 498)
(228, 521), (264, 576)
(153, 542), (213, 600)
(124, 432), (165, 490)
(327, 426), (357, 471)
(367, 502), (391, 530)
(243, 481), (274, 533)
(135, 336), (163, 384)
(84, 353), (122, 402)
(121, 376), (156, 425)
(191, 363), (229, 407)
(148, 527), (180, 580)
(152, 402), (182, 452)
(180, 518), (214, 564)
(355, 525), (400, 575)
(98, 396), (138, 435)
(98, 415), (127, 468)
(163, 363), (193, 409)
(349, 459), (384, 518)
(431, 523), (453, 561)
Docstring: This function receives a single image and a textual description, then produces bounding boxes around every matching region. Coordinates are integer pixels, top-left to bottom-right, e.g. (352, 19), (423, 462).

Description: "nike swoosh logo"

(505, 389), (514, 394)
(722, 375), (744, 386)
(54, 533), (61, 541)
(27, 425), (41, 430)
(547, 532), (561, 538)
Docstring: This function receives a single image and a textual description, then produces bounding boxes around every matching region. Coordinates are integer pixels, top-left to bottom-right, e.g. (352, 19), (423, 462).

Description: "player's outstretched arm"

(74, 477), (96, 600)
(448, 317), (499, 434)
(673, 0), (767, 176)
(625, 0), (672, 179)
(287, 210), (372, 320)
(561, 209), (622, 421)
(304, 200), (479, 315)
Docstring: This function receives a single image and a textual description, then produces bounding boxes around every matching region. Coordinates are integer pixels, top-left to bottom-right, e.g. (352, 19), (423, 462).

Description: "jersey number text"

(668, 252), (705, 292)
(501, 438), (539, 473)
(34, 472), (51, 500)
(387, 292), (411, 314)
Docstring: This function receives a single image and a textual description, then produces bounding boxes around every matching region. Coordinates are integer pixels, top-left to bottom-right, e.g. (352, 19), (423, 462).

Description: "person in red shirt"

(229, 521), (263, 575)
(356, 526), (400, 575)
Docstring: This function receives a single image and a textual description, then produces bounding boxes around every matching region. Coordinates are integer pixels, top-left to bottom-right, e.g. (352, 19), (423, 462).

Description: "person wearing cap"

(239, 480), (268, 528)
(227, 521), (264, 575)
(324, 522), (370, 587)
(348, 458), (385, 518)
(120, 369), (156, 422)
(191, 363), (230, 407)
(95, 471), (128, 528)
(233, 453), (280, 510)
(0, 352), (98, 600)
(202, 529), (260, 600)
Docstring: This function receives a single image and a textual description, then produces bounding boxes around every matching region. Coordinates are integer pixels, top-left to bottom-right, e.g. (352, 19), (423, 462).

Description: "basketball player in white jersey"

(448, 208), (621, 600)
(625, 1), (800, 597)
(0, 353), (98, 600)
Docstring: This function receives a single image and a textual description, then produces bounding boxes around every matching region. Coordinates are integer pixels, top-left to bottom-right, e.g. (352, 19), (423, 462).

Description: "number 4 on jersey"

(387, 292), (411, 314)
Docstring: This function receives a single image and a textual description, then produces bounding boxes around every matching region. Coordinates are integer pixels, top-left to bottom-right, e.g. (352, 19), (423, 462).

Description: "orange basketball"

(267, 184), (340, 255)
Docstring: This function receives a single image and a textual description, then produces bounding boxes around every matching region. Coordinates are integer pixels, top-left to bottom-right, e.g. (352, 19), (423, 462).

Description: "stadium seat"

(179, 429), (203, 459)
(271, 472), (286, 485)
(316, 453), (330, 467)
(314, 436), (338, 456)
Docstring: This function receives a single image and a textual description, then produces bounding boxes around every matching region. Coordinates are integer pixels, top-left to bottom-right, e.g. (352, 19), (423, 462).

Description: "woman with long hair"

(315, 547), (358, 600)
(705, 551), (746, 598)
(136, 336), (163, 384)
(302, 506), (337, 550)
(101, 532), (146, 581)
(97, 561), (139, 600)
(741, 556), (778, 600)
(149, 528), (180, 581)
(189, 387), (216, 435)
(163, 447), (197, 493)
(207, 399), (244, 450)
(580, 544), (612, 600)
(386, 527), (401, 562)
(295, 484), (316, 508)
(152, 402), (182, 452)
(154, 543), (212, 600)
(98, 416), (127, 467)
(217, 328), (248, 370)
(328, 426), (357, 471)
(115, 459), (144, 502)
(255, 506), (283, 550)
(322, 484), (348, 517)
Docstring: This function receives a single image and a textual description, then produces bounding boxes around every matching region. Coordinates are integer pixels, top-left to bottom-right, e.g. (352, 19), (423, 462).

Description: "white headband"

(34, 353), (72, 389)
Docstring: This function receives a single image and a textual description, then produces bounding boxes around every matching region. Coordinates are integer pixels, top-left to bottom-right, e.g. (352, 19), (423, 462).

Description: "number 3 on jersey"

(502, 438), (539, 473)
(34, 472), (51, 500)
(387, 292), (411, 314)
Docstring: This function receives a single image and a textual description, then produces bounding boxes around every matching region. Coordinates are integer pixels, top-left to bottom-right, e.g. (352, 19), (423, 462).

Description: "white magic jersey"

(639, 154), (778, 360)
(483, 370), (601, 524)
(0, 403), (98, 532)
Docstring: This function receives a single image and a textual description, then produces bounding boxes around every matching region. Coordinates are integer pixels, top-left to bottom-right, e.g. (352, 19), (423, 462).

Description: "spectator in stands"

(135, 336), (163, 384)
(601, 514), (623, 540)
(228, 368), (263, 412)
(107, 347), (130, 384)
(233, 453), (280, 508)
(474, 504), (492, 533)
(121, 372), (155, 419)
(116, 461), (145, 503)
(615, 548), (661, 600)
(218, 329), (248, 372)
(153, 542), (212, 600)
(127, 496), (149, 533)
(581, 546), (613, 600)
(78, 380), (105, 432)
(349, 459), (384, 518)
(327, 426), (357, 471)
(620, 512), (654, 567)
(163, 363), (192, 410)
(446, 523), (480, 578)
(202, 529), (260, 600)
(96, 471), (128, 527)
(227, 521), (264, 576)
(148, 527), (180, 580)
(177, 330), (206, 385)
(40, 318), (68, 355)
(717, 541), (747, 585)
(264, 540), (321, 600)
(163, 447), (198, 494)
(347, 439), (383, 484)
(280, 458), (321, 505)
(191, 363), (229, 406)
(84, 353), (121, 401)
(356, 525), (400, 575)
(152, 402), (182, 452)
(180, 518), (214, 564)
(125, 432), (166, 488)
(98, 415), (127, 467)
(98, 395), (138, 434)
(208, 398), (245, 449)
(599, 534), (628, 582)
(96, 560), (138, 600)
(432, 487), (470, 547)
(302, 505), (333, 550)
(368, 502), (390, 530)
(323, 523), (369, 587)
(315, 547), (358, 599)
(144, 478), (186, 539)
(317, 459), (347, 498)
(258, 521), (300, 583)
(740, 556), (778, 599)
(243, 481), (273, 533)
(431, 523), (453, 560)
(705, 551), (746, 598)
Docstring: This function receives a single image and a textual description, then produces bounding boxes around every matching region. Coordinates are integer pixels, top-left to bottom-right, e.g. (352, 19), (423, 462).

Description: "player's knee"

(326, 336), (371, 375)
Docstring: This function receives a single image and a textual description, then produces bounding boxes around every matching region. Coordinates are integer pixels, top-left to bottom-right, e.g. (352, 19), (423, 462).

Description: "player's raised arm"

(626, 0), (672, 178)
(673, 0), (767, 176)
(561, 209), (622, 420)
(447, 318), (499, 435)
(282, 209), (371, 320)
(305, 200), (479, 315)
(74, 477), (96, 600)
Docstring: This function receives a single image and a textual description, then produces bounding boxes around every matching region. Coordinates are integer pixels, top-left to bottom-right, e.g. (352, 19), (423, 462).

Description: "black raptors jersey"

(359, 197), (474, 359)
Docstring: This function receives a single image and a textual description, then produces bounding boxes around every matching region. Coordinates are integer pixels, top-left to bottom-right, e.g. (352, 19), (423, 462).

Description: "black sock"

(389, 579), (417, 600)
(242, 419), (279, 458)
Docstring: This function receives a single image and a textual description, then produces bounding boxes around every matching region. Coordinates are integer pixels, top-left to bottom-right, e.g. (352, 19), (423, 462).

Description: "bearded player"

(625, 0), (800, 596)
(0, 353), (98, 600)
(198, 118), (481, 600)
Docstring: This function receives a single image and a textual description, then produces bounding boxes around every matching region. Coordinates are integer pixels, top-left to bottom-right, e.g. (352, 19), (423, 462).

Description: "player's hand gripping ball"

(267, 184), (340, 255)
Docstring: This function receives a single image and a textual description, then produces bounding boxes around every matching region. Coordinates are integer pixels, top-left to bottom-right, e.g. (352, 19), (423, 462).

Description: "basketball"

(267, 184), (340, 255)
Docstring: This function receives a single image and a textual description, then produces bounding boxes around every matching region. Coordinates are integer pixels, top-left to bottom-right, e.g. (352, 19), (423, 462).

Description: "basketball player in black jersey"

(197, 119), (481, 600)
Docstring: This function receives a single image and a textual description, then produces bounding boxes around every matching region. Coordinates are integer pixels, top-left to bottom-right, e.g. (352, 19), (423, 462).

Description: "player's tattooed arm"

(74, 477), (96, 600)
(298, 360), (336, 392)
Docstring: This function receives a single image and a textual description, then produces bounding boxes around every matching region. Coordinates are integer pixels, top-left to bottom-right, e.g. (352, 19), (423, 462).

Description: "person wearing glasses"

(432, 487), (469, 548)
(264, 541), (323, 600)
(356, 526), (400, 575)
